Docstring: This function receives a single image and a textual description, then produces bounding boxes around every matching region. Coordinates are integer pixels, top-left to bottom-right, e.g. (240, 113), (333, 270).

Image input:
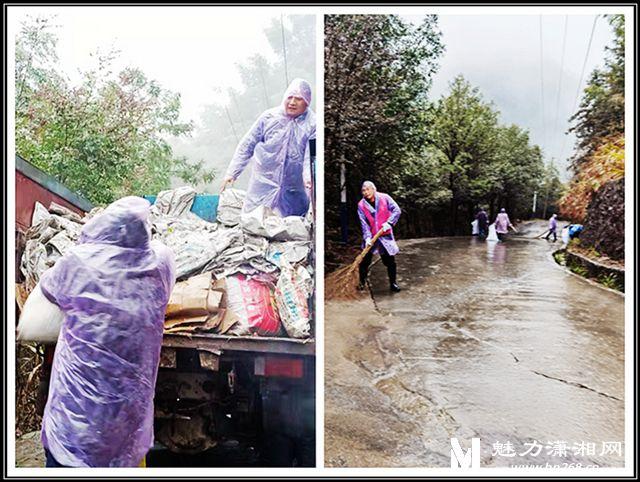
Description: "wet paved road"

(325, 222), (625, 468)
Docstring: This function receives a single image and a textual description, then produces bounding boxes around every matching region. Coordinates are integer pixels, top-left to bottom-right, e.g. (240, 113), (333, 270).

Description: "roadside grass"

(553, 248), (623, 293)
(599, 273), (623, 291)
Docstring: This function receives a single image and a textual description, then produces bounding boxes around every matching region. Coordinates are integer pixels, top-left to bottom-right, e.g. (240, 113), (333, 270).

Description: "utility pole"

(280, 14), (290, 87)
(340, 162), (348, 244)
(224, 106), (240, 144)
(542, 159), (554, 219)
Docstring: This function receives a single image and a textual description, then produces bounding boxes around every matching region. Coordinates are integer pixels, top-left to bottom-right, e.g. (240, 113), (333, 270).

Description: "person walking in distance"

(494, 208), (516, 241)
(476, 207), (489, 239)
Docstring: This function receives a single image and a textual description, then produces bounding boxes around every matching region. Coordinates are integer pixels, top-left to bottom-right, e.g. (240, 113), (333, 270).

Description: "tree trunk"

(451, 199), (458, 236)
(542, 190), (549, 219)
(489, 195), (496, 222)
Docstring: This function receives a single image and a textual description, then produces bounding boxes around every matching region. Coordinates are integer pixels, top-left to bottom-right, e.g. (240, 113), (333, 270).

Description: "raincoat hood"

(79, 196), (151, 248)
(281, 78), (312, 109)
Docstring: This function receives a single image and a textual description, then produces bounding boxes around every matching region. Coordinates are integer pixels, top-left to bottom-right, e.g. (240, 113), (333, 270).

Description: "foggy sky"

(9, 6), (282, 124)
(10, 8), (618, 184)
(420, 14), (615, 179)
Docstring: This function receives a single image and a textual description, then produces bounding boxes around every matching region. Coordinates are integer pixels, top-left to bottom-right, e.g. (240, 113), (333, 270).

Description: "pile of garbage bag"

(19, 187), (314, 340)
(20, 202), (100, 293)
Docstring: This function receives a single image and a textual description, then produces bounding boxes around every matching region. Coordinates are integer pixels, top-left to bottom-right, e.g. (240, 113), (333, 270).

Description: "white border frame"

(5, 3), (636, 478)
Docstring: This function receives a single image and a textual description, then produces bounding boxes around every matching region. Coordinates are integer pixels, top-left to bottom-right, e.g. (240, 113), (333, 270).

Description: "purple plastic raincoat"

(549, 215), (558, 232)
(358, 193), (402, 256)
(39, 197), (175, 467)
(225, 78), (316, 217)
(494, 212), (512, 234)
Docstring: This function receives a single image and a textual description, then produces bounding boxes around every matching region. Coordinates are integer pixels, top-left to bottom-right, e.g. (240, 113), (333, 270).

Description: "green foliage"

(536, 161), (564, 218)
(429, 76), (547, 229)
(561, 16), (625, 262)
(599, 273), (622, 291)
(324, 14), (445, 230)
(15, 16), (214, 205)
(568, 15), (624, 170)
(553, 250), (567, 266)
(585, 246), (601, 258)
(324, 16), (554, 238)
(430, 76), (499, 198)
(569, 264), (589, 277)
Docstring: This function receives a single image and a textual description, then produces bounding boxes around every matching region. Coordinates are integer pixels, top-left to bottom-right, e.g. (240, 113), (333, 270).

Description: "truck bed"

(162, 333), (315, 356)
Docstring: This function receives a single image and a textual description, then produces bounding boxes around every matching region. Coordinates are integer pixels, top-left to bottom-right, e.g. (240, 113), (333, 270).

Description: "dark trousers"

(545, 229), (557, 241)
(45, 449), (67, 468)
(359, 247), (397, 286)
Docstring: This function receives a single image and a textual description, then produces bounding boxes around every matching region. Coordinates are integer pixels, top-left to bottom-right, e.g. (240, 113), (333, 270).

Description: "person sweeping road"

(357, 181), (402, 292)
(545, 213), (558, 242)
(220, 78), (316, 217)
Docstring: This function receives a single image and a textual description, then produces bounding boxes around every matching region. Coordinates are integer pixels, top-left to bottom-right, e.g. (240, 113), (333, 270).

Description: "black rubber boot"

(390, 283), (401, 293)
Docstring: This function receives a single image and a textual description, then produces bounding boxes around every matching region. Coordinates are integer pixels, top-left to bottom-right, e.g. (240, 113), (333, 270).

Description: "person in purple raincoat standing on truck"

(357, 181), (402, 292)
(26, 197), (176, 467)
(220, 78), (316, 217)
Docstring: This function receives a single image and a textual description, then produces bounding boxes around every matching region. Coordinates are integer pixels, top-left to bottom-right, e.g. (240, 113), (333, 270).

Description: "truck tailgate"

(162, 333), (315, 356)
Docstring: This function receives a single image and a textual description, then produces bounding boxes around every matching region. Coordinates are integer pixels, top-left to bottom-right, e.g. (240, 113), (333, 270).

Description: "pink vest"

(359, 195), (392, 236)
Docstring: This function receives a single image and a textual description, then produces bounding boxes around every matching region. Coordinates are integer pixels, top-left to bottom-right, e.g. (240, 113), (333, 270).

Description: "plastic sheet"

(569, 224), (584, 239)
(153, 186), (196, 217)
(471, 219), (479, 235)
(217, 188), (246, 227)
(38, 196), (175, 467)
(486, 223), (499, 242)
(241, 205), (311, 241)
(267, 241), (311, 267)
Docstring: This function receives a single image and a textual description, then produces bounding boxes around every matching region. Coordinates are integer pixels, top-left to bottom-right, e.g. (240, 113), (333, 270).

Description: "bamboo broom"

(325, 228), (386, 300)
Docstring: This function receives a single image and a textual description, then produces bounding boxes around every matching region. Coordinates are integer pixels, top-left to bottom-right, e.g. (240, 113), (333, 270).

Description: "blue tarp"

(143, 194), (219, 223)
